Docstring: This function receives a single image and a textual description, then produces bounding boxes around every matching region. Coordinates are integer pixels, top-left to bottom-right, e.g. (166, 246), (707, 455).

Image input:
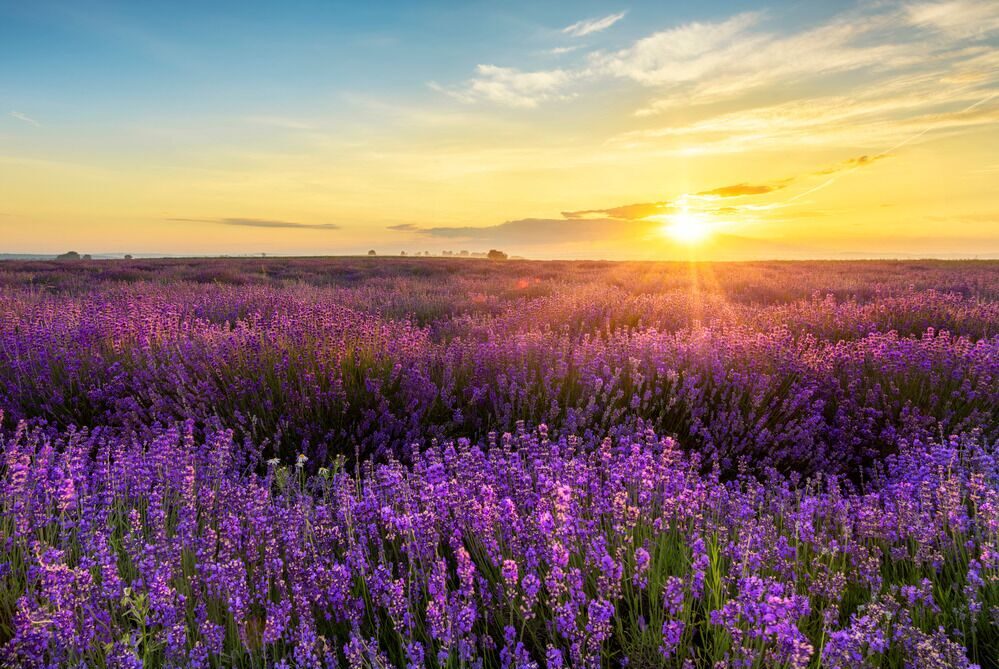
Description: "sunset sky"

(1, 0), (997, 259)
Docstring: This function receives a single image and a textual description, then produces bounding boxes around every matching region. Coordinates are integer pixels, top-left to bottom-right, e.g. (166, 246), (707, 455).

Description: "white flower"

(266, 458), (280, 467)
(295, 454), (309, 468)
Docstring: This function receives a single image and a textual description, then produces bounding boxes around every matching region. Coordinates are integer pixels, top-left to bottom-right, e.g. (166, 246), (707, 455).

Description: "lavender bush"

(0, 258), (997, 667)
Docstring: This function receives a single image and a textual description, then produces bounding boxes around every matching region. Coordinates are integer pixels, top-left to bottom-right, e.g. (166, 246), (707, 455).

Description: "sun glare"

(662, 211), (712, 244)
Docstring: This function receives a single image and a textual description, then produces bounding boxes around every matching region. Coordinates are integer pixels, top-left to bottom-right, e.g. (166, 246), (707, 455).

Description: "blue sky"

(2, 1), (844, 117)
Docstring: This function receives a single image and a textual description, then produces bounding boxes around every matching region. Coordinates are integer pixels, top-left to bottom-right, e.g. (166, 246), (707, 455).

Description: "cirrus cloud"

(697, 180), (792, 198)
(562, 11), (627, 38)
(430, 65), (574, 108)
(169, 217), (340, 231)
(562, 201), (674, 220)
(10, 111), (40, 127)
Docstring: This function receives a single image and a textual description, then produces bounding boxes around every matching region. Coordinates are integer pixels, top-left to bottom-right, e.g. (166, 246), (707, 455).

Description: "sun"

(662, 210), (712, 244)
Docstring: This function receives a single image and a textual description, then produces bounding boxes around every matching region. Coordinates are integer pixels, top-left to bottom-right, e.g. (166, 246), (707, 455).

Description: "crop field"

(0, 257), (997, 668)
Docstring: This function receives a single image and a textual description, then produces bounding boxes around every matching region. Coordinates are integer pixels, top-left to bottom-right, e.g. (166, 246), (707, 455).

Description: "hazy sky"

(1, 0), (997, 259)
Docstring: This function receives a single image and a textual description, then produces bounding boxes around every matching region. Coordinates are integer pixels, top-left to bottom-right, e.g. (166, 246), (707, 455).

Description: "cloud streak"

(814, 154), (891, 175)
(169, 218), (340, 231)
(410, 217), (651, 245)
(10, 111), (40, 127)
(430, 65), (573, 108)
(697, 181), (791, 198)
(548, 45), (582, 56)
(562, 11), (627, 38)
(562, 201), (674, 220)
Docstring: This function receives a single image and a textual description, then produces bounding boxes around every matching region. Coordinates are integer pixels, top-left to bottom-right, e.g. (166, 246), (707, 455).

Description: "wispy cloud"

(562, 11), (627, 38)
(547, 45), (582, 56)
(10, 111), (40, 127)
(595, 12), (765, 88)
(697, 181), (791, 198)
(814, 154), (891, 175)
(410, 217), (649, 245)
(608, 10), (923, 115)
(169, 217), (340, 231)
(387, 223), (419, 231)
(906, 0), (999, 38)
(562, 201), (673, 220)
(430, 65), (574, 108)
(612, 70), (999, 153)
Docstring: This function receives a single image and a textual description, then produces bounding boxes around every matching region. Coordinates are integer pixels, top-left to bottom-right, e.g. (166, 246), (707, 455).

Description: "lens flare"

(663, 211), (712, 244)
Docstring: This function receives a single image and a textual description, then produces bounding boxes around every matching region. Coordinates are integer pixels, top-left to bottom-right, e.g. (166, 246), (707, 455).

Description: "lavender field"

(1, 258), (997, 668)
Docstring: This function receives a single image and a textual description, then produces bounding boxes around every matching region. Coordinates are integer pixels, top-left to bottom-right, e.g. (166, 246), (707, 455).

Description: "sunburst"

(661, 210), (713, 244)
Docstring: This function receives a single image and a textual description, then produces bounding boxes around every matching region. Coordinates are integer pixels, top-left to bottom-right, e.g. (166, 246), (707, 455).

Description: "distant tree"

(56, 251), (81, 261)
(82, 254), (92, 260)
(401, 251), (407, 256)
(487, 249), (509, 260)
(368, 249), (376, 256)
(123, 254), (133, 260)
(459, 250), (470, 256)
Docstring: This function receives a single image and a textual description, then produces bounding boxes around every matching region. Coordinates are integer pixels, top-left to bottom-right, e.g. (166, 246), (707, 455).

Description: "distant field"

(1, 258), (996, 667)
